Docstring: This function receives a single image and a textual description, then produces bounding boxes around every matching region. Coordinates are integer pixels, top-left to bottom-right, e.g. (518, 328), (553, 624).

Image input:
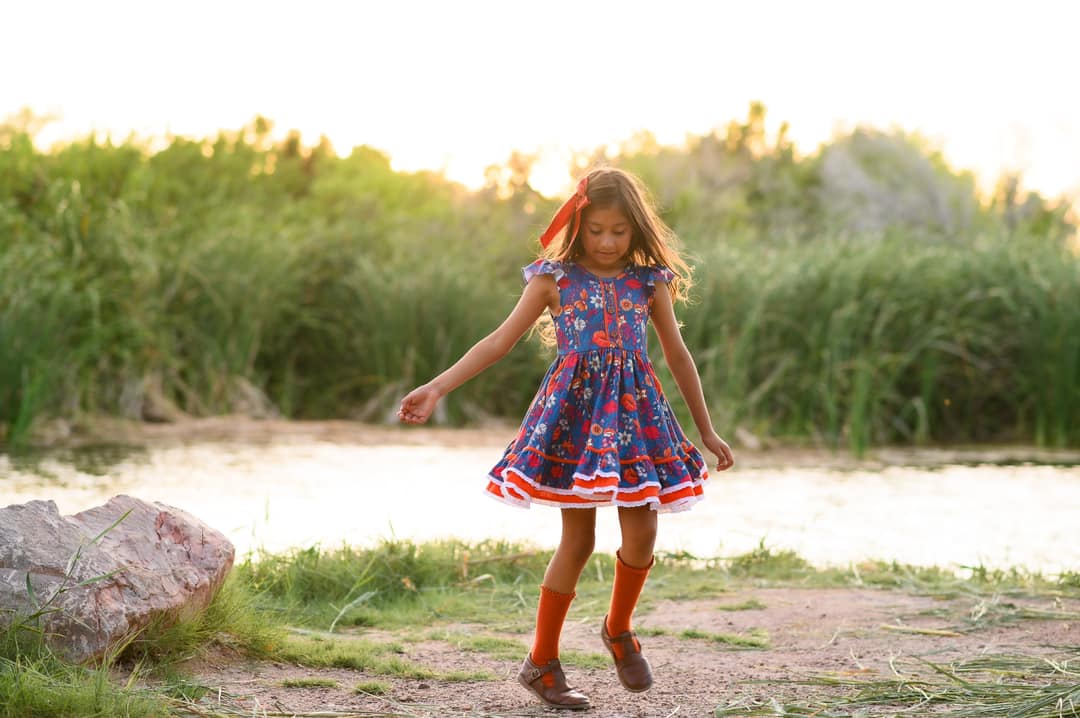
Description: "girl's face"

(578, 206), (632, 272)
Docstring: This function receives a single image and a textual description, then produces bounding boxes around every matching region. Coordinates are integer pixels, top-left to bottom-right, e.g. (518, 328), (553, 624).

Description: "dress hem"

(484, 466), (708, 514)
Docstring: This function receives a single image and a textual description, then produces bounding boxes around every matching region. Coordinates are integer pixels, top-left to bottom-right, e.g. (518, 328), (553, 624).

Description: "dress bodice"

(522, 260), (674, 357)
(487, 258), (706, 513)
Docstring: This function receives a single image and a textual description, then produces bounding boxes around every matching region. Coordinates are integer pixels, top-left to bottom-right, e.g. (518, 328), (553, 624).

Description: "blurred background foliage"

(1, 103), (1076, 452)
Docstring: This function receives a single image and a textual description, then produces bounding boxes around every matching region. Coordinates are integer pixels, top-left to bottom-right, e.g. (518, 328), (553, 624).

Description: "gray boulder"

(0, 495), (234, 662)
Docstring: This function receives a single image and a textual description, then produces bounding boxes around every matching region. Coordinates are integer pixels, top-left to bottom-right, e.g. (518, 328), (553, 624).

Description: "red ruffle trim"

(484, 467), (707, 514)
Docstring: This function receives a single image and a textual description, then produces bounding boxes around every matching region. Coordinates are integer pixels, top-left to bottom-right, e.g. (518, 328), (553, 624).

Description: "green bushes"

(674, 234), (1080, 451)
(1, 109), (1076, 450)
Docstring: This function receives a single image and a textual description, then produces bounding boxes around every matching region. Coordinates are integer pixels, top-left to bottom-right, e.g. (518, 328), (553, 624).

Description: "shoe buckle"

(522, 659), (555, 684)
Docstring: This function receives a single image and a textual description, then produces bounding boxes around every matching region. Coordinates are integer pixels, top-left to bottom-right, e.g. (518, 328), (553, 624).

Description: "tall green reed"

(2, 117), (1077, 451)
(678, 232), (1080, 452)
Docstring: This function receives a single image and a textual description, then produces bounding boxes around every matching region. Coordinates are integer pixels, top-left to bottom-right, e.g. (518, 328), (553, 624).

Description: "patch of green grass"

(149, 664), (211, 702)
(354, 680), (390, 695)
(727, 541), (813, 581)
(235, 540), (1080, 645)
(560, 650), (611, 669)
(276, 634), (434, 679)
(123, 575), (284, 666)
(717, 598), (767, 611)
(679, 627), (770, 649)
(644, 570), (731, 601)
(441, 669), (499, 682)
(340, 584), (539, 633)
(237, 538), (553, 630)
(280, 677), (339, 688)
(427, 631), (528, 661)
(0, 653), (170, 717)
(157, 674), (210, 702)
(239, 539), (550, 609)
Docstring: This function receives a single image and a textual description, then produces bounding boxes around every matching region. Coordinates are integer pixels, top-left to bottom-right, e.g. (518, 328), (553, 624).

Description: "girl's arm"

(398, 275), (557, 424)
(650, 283), (735, 471)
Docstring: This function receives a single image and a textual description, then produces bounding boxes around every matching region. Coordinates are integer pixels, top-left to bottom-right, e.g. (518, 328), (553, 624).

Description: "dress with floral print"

(485, 259), (709, 513)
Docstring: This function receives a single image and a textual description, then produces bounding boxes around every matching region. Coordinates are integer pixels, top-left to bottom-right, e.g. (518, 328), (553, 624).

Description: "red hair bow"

(538, 177), (590, 248)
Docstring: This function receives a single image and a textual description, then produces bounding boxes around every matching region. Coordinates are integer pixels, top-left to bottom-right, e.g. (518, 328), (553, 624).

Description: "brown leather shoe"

(601, 616), (653, 692)
(518, 654), (590, 710)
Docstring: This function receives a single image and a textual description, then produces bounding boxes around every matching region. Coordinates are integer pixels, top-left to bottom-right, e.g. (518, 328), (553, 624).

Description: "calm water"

(2, 438), (1078, 574)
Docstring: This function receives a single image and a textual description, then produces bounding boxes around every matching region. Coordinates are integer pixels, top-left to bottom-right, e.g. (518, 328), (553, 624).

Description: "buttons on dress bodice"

(603, 283), (618, 315)
(551, 265), (654, 355)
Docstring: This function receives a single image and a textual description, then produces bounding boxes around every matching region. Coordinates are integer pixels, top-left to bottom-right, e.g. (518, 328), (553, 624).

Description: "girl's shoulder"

(631, 264), (676, 286)
(639, 263), (673, 285)
(521, 258), (566, 285)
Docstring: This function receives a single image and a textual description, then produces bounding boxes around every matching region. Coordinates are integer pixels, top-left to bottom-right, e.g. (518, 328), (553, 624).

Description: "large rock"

(0, 495), (234, 662)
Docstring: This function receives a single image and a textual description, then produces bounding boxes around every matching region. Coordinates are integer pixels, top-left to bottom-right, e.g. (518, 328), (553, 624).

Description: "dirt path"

(176, 587), (1079, 717)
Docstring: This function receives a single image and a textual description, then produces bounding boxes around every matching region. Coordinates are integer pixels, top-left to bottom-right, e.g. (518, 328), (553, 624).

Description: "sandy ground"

(169, 587), (1079, 717)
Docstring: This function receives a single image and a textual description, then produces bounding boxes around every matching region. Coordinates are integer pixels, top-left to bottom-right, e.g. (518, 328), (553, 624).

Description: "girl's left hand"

(702, 431), (735, 471)
(398, 384), (441, 425)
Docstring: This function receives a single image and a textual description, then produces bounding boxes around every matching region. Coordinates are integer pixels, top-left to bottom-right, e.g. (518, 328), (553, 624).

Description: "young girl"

(398, 167), (734, 710)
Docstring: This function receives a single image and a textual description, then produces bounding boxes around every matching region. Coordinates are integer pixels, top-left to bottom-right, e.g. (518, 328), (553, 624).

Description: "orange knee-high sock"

(605, 550), (654, 659)
(530, 585), (576, 685)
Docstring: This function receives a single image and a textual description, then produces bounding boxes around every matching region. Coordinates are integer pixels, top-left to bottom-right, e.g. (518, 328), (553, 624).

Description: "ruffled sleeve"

(644, 265), (676, 287)
(521, 258), (565, 285)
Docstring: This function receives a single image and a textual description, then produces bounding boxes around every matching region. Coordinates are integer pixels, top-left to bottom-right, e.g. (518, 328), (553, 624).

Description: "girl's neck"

(575, 259), (629, 279)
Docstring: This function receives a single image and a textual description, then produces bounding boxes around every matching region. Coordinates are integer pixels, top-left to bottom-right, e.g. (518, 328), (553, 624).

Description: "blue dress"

(485, 259), (710, 513)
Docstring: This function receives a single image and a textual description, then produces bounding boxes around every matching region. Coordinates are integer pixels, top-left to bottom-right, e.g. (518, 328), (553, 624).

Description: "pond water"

(2, 434), (1078, 574)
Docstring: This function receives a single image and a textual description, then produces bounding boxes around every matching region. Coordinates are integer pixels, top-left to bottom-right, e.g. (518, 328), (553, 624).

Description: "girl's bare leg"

(615, 505), (657, 568)
(525, 508), (596, 699)
(542, 508), (597, 592)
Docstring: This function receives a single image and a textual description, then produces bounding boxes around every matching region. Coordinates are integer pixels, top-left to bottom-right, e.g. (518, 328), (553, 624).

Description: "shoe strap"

(608, 627), (641, 653)
(522, 658), (561, 684)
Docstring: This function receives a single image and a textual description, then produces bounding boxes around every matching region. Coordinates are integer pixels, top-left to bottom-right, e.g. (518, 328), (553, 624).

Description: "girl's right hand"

(397, 384), (441, 425)
(702, 431), (735, 472)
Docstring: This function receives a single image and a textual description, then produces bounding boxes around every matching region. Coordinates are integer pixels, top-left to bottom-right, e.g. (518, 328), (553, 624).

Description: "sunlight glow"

(2, 0), (1078, 202)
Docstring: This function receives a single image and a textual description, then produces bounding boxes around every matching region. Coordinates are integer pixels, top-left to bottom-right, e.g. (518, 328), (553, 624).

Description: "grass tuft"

(718, 598), (767, 611)
(280, 677), (339, 688)
(122, 575), (284, 667)
(440, 669), (499, 682)
(354, 680), (390, 695)
(0, 653), (170, 717)
(680, 628), (770, 649)
(427, 631), (527, 661)
(277, 634), (434, 678)
(560, 650), (611, 669)
(727, 541), (813, 581)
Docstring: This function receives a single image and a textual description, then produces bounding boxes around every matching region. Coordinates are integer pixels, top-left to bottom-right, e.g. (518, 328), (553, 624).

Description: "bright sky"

(3, 0), (1078, 201)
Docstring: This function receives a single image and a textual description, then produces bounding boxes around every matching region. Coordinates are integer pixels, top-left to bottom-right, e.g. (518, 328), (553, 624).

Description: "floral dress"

(485, 259), (710, 513)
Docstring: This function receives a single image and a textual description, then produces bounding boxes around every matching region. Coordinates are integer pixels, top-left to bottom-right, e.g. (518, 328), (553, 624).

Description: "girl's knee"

(620, 533), (655, 561)
(617, 506), (657, 560)
(559, 508), (596, 561)
(560, 530), (595, 562)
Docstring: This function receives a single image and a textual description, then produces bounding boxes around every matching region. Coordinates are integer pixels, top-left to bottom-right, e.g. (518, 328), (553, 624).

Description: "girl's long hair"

(542, 166), (693, 303)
